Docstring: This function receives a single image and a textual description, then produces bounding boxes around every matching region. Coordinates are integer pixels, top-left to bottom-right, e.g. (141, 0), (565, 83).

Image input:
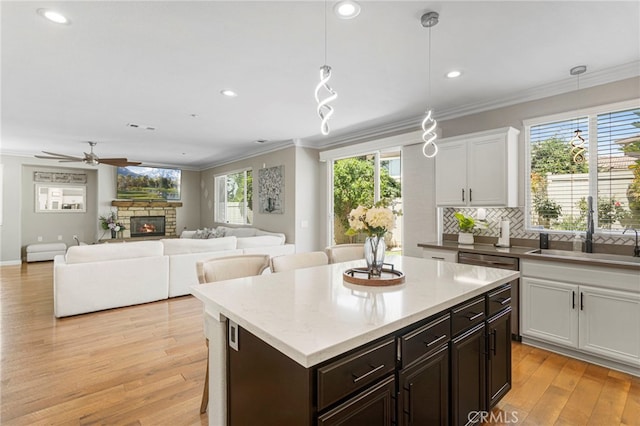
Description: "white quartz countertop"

(191, 255), (519, 368)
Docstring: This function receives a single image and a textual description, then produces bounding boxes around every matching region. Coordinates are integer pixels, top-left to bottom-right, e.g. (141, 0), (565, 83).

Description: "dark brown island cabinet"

(227, 283), (513, 426)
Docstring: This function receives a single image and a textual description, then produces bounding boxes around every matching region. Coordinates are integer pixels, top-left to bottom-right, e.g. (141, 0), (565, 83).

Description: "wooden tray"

(343, 267), (406, 287)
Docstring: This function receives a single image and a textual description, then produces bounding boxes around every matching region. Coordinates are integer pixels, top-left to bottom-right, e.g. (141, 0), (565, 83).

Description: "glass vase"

(111, 229), (117, 239)
(364, 235), (386, 277)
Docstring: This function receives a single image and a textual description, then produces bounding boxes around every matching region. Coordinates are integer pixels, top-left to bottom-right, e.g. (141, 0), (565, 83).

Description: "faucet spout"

(623, 227), (640, 257)
(585, 196), (594, 253)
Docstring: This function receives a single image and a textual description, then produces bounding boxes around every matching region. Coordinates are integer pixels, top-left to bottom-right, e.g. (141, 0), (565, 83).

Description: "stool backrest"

(325, 244), (365, 264)
(196, 254), (270, 283)
(270, 251), (329, 273)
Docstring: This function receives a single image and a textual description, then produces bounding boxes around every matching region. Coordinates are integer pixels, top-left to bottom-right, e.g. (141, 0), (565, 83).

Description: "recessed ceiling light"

(220, 89), (238, 97)
(37, 8), (70, 25)
(446, 70), (462, 79)
(334, 1), (361, 19)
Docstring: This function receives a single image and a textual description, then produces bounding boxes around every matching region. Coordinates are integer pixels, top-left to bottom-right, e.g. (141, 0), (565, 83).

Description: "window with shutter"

(525, 101), (640, 234)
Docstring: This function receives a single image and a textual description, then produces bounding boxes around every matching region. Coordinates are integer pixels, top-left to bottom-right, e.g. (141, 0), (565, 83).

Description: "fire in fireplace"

(130, 216), (166, 237)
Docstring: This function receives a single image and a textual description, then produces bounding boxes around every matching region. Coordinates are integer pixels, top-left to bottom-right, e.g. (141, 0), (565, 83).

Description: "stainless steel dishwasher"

(458, 252), (521, 341)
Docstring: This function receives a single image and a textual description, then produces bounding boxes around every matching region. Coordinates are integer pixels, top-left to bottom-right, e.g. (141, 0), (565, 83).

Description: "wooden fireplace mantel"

(111, 200), (183, 208)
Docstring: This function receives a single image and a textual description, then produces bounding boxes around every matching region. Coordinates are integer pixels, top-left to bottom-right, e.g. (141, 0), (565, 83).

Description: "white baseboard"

(522, 337), (639, 377)
(0, 260), (22, 266)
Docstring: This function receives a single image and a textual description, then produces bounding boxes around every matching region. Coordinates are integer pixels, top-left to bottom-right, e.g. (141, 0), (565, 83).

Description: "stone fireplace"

(111, 200), (182, 238)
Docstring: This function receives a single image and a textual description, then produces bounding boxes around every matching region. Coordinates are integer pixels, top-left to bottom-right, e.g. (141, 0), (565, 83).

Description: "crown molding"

(436, 60), (640, 121)
(199, 140), (295, 170)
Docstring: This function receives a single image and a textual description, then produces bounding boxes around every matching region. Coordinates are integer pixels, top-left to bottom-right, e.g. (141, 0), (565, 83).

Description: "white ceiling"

(2, 1), (639, 170)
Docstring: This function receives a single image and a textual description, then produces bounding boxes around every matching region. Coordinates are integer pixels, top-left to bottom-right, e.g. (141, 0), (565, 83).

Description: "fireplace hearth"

(130, 216), (166, 237)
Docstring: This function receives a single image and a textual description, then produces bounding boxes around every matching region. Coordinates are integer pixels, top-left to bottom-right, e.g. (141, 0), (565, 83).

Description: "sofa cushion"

(161, 236), (237, 255)
(180, 230), (197, 239)
(255, 229), (286, 241)
(193, 228), (216, 239)
(236, 235), (285, 248)
(219, 226), (257, 238)
(65, 241), (164, 264)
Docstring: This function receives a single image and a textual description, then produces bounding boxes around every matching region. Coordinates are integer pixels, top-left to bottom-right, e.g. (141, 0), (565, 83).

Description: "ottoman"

(26, 243), (67, 262)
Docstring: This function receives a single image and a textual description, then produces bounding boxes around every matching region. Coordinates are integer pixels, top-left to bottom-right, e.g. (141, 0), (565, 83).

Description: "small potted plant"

(454, 211), (476, 245)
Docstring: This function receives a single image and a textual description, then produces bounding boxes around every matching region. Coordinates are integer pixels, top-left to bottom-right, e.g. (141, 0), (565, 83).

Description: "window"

(214, 169), (253, 225)
(330, 151), (402, 247)
(526, 101), (640, 234)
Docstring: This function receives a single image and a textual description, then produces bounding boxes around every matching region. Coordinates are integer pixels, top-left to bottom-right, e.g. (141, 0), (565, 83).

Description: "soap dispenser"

(572, 232), (583, 252)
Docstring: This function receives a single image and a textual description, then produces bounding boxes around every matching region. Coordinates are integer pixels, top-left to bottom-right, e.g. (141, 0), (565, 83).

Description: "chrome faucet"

(585, 196), (594, 253)
(623, 227), (640, 257)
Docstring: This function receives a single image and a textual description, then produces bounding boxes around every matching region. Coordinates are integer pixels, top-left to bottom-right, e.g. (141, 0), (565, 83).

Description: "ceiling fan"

(35, 142), (141, 167)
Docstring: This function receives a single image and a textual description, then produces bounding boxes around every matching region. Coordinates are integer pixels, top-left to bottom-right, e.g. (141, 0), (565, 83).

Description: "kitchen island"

(191, 255), (519, 425)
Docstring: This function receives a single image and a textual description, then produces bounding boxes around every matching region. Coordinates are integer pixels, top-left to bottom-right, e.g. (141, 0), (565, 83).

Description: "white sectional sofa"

(54, 241), (169, 318)
(164, 236), (243, 297)
(53, 227), (295, 317)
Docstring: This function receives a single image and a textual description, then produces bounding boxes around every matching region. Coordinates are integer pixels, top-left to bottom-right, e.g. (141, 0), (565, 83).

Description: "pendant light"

(420, 11), (439, 158)
(314, 0), (338, 136)
(569, 65), (587, 164)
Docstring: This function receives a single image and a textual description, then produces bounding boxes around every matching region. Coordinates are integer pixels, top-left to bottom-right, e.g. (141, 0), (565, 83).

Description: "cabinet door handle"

(492, 329), (497, 356)
(572, 291), (576, 309)
(466, 311), (484, 321)
(469, 188), (473, 202)
(580, 292), (584, 311)
(408, 382), (414, 424)
(424, 334), (447, 347)
(498, 297), (511, 306)
(431, 256), (445, 260)
(352, 364), (385, 383)
(462, 188), (465, 202)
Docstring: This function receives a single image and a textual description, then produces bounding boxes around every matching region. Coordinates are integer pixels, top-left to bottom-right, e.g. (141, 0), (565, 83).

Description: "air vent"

(126, 123), (156, 131)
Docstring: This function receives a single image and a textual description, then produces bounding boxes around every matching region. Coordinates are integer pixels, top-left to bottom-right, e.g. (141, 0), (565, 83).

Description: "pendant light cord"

(324, 0), (328, 64)
(428, 26), (432, 106)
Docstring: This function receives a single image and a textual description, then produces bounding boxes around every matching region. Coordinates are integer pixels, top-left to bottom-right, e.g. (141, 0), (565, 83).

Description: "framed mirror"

(35, 184), (86, 213)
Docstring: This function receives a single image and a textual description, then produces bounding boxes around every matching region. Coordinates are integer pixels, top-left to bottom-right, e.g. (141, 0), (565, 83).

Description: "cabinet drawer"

(317, 337), (396, 411)
(452, 297), (486, 336)
(317, 375), (396, 426)
(400, 313), (450, 368)
(422, 248), (458, 263)
(487, 284), (512, 317)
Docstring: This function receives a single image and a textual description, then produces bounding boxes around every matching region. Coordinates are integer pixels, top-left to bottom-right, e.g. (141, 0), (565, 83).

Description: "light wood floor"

(1, 262), (638, 425)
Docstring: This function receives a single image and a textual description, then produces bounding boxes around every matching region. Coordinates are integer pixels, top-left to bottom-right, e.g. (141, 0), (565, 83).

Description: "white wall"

(21, 164), (98, 251)
(294, 147), (322, 252)
(402, 143), (437, 257)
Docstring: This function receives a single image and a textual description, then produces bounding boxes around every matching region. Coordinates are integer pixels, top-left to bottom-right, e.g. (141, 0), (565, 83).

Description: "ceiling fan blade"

(99, 158), (142, 167)
(38, 152), (85, 161)
(35, 154), (84, 162)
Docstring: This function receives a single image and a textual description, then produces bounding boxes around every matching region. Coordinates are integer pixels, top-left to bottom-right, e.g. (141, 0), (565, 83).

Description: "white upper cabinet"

(435, 127), (520, 207)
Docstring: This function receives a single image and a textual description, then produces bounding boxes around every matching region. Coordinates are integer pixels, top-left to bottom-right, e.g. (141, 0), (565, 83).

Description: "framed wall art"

(258, 165), (284, 214)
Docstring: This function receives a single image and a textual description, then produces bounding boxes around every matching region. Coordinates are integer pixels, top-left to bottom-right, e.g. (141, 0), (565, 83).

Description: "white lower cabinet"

(521, 259), (640, 372)
(579, 286), (640, 366)
(521, 277), (578, 348)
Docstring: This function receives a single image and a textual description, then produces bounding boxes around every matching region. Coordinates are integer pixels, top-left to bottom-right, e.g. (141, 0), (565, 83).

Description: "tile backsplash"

(442, 207), (634, 246)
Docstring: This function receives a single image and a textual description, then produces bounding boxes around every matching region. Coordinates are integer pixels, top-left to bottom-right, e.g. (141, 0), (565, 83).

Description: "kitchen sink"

(526, 248), (640, 266)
